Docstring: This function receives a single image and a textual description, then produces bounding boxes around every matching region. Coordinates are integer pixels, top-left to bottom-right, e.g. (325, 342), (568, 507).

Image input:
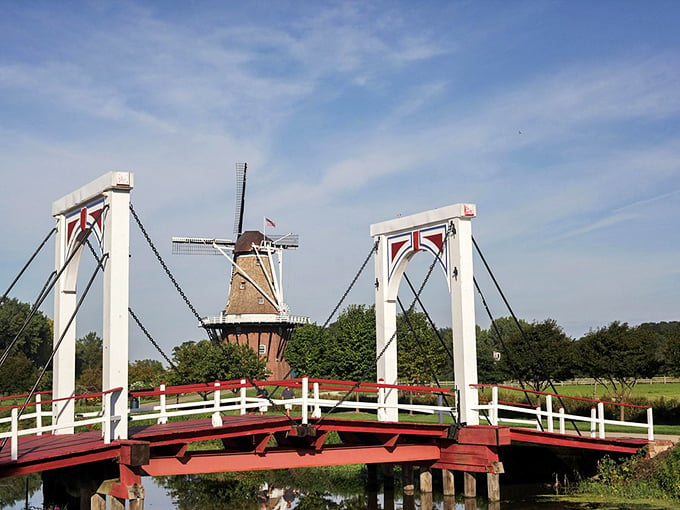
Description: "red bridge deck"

(0, 414), (650, 480)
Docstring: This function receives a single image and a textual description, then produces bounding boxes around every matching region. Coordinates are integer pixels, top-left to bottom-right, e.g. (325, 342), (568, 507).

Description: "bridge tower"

(371, 203), (479, 424)
(52, 172), (133, 441)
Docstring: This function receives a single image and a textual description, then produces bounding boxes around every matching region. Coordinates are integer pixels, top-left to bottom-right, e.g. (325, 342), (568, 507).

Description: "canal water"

(2, 474), (652, 510)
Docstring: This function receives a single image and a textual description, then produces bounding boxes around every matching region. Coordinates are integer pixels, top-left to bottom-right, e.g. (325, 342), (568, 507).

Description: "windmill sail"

(233, 162), (247, 236)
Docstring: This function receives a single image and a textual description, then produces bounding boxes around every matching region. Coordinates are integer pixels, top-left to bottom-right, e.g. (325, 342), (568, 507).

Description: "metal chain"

(314, 224), (453, 424)
(321, 241), (378, 329)
(129, 203), (205, 326)
(128, 307), (176, 369)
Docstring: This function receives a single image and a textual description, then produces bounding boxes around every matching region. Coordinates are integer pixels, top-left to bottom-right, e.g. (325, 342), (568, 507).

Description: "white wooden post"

(103, 392), (111, 444)
(301, 377), (309, 425)
(312, 382), (321, 419)
(597, 402), (605, 439)
(36, 394), (43, 436)
(590, 407), (597, 438)
(378, 379), (385, 420)
(212, 380), (222, 427)
(647, 408), (654, 441)
(558, 407), (565, 434)
(158, 383), (168, 424)
(11, 407), (18, 461)
(239, 379), (247, 415)
(546, 395), (554, 433)
(490, 386), (498, 426)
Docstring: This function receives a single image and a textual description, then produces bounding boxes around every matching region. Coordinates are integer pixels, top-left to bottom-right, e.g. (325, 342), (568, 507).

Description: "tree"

(397, 310), (449, 384)
(76, 331), (102, 378)
(287, 305), (377, 381)
(576, 321), (662, 416)
(0, 351), (39, 394)
(129, 359), (166, 389)
(500, 318), (574, 392)
(0, 297), (52, 368)
(166, 340), (268, 386)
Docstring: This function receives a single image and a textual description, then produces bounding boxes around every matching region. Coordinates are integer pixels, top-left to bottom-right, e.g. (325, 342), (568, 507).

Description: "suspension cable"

(321, 241), (377, 329)
(313, 225), (452, 426)
(396, 296), (456, 422)
(128, 307), (176, 369)
(0, 226), (57, 307)
(472, 236), (581, 435)
(129, 203), (205, 327)
(0, 215), (104, 370)
(0, 251), (109, 454)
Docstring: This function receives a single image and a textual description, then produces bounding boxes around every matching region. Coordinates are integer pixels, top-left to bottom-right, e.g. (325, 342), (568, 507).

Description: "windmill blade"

(233, 162), (247, 235)
(268, 233), (300, 249)
(172, 237), (235, 255)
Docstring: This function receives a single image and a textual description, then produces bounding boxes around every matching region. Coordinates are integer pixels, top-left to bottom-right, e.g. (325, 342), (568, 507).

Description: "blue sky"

(1, 1), (679, 363)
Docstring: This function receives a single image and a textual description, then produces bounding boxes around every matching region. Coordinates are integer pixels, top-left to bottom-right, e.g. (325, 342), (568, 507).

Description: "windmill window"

(258, 297), (264, 304)
(239, 281), (246, 290)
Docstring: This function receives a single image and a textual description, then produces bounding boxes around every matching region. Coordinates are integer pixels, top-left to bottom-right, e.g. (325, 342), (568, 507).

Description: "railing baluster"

(312, 382), (321, 419)
(491, 386), (498, 426)
(597, 402), (605, 439)
(240, 379), (247, 415)
(301, 377), (309, 425)
(590, 407), (597, 437)
(546, 395), (553, 433)
(103, 392), (111, 444)
(158, 384), (168, 425)
(212, 380), (222, 427)
(647, 407), (654, 441)
(36, 394), (43, 436)
(559, 407), (565, 434)
(11, 407), (18, 461)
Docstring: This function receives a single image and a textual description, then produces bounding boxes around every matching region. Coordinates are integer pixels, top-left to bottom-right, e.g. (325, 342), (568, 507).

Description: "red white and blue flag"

(265, 217), (276, 227)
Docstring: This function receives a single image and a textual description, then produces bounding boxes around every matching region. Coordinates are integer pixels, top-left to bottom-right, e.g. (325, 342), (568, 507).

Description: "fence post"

(590, 407), (597, 438)
(301, 377), (309, 425)
(158, 383), (168, 425)
(103, 392), (111, 444)
(559, 407), (565, 434)
(312, 382), (321, 418)
(11, 407), (18, 461)
(36, 394), (43, 436)
(378, 378), (385, 422)
(647, 407), (654, 441)
(535, 403), (542, 431)
(491, 386), (498, 426)
(240, 379), (247, 415)
(212, 380), (222, 427)
(546, 395), (554, 433)
(597, 402), (605, 439)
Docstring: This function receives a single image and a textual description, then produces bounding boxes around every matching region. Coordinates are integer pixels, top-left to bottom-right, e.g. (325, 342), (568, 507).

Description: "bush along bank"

(575, 444), (680, 502)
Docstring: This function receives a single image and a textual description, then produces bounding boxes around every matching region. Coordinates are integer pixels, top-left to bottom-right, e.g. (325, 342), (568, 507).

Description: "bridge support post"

(442, 468), (455, 496)
(487, 472), (501, 502)
(464, 471), (476, 498)
(90, 493), (106, 510)
(419, 466), (432, 493)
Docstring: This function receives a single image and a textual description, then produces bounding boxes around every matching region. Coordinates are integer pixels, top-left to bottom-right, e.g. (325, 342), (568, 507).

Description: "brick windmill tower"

(173, 163), (308, 379)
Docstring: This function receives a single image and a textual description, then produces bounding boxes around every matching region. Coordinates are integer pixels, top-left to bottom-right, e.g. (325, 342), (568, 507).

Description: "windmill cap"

(234, 230), (269, 253)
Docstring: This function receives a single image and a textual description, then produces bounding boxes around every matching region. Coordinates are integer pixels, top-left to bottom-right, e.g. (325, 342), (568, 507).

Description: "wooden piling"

(487, 472), (501, 502)
(463, 471), (476, 498)
(419, 466), (432, 493)
(442, 468), (455, 496)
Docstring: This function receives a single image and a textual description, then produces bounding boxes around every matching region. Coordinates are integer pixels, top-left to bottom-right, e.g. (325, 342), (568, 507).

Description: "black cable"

(0, 251), (109, 454)
(472, 236), (581, 435)
(129, 202), (205, 327)
(396, 296), (456, 422)
(128, 307), (176, 370)
(321, 241), (377, 329)
(313, 225), (453, 426)
(0, 226), (57, 307)
(0, 214), (105, 370)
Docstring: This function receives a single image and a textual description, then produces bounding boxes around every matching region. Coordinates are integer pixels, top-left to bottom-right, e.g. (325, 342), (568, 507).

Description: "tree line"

(1, 296), (679, 405)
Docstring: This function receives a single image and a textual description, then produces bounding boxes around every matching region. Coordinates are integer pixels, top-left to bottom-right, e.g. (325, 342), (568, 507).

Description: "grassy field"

(553, 382), (680, 400)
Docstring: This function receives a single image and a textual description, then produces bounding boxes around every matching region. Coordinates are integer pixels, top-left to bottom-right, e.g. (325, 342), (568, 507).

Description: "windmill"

(172, 162), (308, 379)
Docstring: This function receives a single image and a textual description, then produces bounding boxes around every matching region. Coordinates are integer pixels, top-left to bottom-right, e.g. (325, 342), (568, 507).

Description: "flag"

(265, 217), (276, 228)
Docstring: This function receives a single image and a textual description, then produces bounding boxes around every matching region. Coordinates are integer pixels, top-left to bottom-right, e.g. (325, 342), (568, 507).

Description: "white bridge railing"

(0, 387), (124, 461)
(472, 384), (654, 441)
(1, 380), (655, 462)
